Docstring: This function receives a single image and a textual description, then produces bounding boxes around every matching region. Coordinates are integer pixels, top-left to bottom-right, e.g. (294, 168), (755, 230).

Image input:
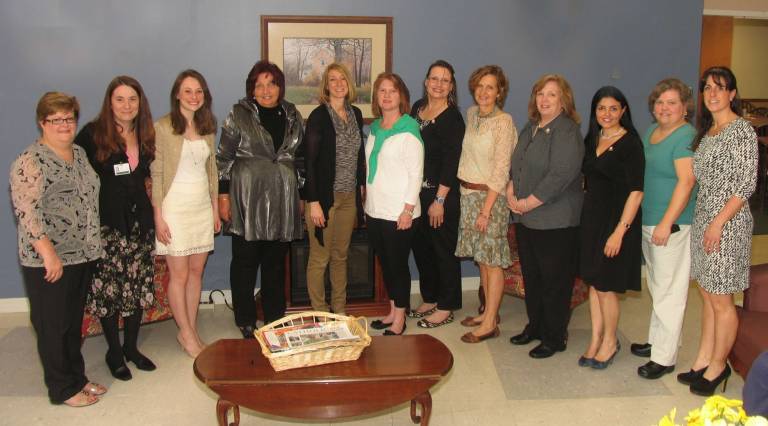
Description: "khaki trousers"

(641, 225), (691, 366)
(305, 192), (356, 313)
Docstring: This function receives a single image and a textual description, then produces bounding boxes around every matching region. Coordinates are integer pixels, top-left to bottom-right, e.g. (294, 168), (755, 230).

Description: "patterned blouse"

(327, 103), (359, 193)
(10, 142), (102, 267)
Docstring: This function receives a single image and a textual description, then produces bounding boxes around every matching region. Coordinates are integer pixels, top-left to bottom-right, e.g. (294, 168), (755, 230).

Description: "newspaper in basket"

(254, 311), (371, 371)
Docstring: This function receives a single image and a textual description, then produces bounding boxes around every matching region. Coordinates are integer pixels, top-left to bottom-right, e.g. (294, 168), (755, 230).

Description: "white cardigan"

(364, 132), (424, 221)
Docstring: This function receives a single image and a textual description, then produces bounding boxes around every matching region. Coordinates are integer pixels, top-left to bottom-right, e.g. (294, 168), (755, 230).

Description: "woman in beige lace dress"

(455, 65), (517, 343)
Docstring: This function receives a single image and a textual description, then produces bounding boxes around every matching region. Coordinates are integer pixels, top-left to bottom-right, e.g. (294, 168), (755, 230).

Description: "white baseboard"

(0, 298), (29, 313)
(0, 277), (484, 313)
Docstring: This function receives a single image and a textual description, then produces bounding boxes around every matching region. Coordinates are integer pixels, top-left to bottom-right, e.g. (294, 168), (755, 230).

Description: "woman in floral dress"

(75, 76), (157, 381)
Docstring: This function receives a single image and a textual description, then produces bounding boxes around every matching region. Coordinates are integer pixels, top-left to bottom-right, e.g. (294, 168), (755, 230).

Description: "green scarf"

(367, 115), (423, 184)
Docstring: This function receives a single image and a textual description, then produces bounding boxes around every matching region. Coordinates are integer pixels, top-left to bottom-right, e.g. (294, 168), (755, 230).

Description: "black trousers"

(367, 215), (419, 309)
(412, 189), (462, 310)
(23, 262), (93, 404)
(230, 236), (289, 326)
(515, 224), (579, 348)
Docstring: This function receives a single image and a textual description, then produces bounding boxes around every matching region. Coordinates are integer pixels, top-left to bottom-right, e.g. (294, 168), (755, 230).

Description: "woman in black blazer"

(303, 63), (366, 314)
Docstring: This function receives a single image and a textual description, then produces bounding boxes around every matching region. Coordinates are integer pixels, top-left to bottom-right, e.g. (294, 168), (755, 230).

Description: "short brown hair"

(371, 72), (411, 117)
(527, 74), (580, 124)
(36, 92), (79, 130)
(468, 65), (508, 109)
(647, 77), (694, 122)
(318, 63), (356, 104)
(245, 60), (285, 101)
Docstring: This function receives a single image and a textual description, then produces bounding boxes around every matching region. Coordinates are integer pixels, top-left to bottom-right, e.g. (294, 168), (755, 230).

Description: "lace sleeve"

(9, 152), (46, 242)
(487, 113), (518, 194)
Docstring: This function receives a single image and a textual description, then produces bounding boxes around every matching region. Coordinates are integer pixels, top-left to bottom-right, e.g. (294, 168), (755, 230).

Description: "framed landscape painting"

(261, 15), (393, 121)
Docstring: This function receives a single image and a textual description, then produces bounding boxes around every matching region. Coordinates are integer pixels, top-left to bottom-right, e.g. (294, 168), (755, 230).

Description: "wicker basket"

(254, 311), (372, 372)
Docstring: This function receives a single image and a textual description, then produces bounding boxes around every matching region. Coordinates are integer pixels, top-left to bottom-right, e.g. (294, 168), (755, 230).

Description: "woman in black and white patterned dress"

(686, 66), (758, 396)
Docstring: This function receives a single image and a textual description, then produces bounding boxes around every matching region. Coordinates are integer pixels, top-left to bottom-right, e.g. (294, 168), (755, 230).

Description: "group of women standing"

(10, 58), (758, 406)
(11, 69), (221, 406)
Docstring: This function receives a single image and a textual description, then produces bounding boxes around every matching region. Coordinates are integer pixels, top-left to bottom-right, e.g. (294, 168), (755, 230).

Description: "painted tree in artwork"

(346, 39), (371, 87)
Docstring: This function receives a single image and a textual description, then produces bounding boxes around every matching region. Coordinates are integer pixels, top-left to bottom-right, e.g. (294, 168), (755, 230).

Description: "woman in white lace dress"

(151, 70), (220, 357)
(687, 66), (758, 396)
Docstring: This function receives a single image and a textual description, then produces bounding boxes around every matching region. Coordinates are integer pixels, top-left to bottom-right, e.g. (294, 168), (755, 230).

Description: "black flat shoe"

(638, 361), (674, 379)
(529, 342), (566, 359)
(690, 364), (731, 396)
(238, 325), (256, 339)
(578, 356), (595, 367)
(591, 340), (621, 370)
(630, 342), (652, 357)
(370, 319), (393, 330)
(124, 349), (156, 371)
(677, 366), (707, 385)
(106, 352), (132, 381)
(383, 323), (406, 336)
(510, 328), (540, 345)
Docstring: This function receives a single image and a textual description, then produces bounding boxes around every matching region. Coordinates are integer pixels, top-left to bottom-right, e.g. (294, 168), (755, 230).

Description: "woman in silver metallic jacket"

(216, 60), (304, 336)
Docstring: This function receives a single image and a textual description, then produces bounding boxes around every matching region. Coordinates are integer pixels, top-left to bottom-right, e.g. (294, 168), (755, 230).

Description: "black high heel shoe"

(677, 366), (707, 385)
(690, 364), (731, 396)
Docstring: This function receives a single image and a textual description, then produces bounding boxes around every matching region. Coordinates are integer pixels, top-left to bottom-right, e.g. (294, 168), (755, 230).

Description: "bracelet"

(403, 209), (414, 217)
(434, 195), (445, 205)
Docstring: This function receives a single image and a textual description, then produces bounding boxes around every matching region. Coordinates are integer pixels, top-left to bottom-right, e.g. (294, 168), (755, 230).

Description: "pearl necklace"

(600, 127), (624, 139)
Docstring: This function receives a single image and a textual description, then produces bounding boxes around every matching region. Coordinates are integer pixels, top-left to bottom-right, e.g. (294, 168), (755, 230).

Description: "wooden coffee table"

(194, 335), (453, 425)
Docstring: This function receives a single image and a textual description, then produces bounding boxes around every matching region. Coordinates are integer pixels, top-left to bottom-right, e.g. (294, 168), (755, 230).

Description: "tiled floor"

(2, 236), (766, 426)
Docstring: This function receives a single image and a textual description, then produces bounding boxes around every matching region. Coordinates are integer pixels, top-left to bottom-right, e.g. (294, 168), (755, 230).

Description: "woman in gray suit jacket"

(507, 74), (584, 359)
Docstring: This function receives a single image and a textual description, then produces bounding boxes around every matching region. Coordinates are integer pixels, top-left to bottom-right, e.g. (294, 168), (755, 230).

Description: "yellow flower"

(658, 408), (678, 426)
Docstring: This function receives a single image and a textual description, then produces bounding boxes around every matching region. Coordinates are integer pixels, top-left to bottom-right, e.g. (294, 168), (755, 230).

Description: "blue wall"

(0, 0), (703, 297)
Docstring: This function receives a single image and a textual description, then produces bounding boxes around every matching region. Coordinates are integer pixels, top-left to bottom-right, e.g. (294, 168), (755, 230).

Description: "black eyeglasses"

(44, 117), (77, 125)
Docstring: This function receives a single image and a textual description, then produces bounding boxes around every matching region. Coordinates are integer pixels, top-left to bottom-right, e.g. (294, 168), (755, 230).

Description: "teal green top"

(641, 123), (698, 226)
(367, 114), (423, 183)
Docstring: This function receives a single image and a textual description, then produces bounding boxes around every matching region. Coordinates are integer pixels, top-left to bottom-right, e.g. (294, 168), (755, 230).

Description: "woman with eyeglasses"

(11, 92), (105, 406)
(409, 60), (465, 328)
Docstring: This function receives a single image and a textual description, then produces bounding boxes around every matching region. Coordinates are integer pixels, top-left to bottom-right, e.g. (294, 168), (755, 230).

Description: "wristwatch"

(434, 196), (445, 204)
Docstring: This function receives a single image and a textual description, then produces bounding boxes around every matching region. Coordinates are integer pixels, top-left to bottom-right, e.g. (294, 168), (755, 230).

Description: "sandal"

(60, 390), (99, 407)
(417, 312), (454, 328)
(82, 382), (107, 396)
(407, 306), (437, 319)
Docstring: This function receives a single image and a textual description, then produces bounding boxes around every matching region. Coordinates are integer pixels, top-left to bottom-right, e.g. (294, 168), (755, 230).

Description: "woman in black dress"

(578, 86), (644, 369)
(409, 60), (465, 327)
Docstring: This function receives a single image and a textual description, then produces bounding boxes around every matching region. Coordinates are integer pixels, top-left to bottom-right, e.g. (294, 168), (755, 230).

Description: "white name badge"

(113, 162), (131, 176)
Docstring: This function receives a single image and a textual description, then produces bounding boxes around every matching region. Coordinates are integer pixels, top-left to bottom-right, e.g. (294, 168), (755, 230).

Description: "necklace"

(600, 127), (624, 139)
(475, 106), (496, 131)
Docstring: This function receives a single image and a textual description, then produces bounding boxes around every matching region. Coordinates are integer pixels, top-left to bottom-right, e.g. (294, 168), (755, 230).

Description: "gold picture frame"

(261, 15), (393, 122)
